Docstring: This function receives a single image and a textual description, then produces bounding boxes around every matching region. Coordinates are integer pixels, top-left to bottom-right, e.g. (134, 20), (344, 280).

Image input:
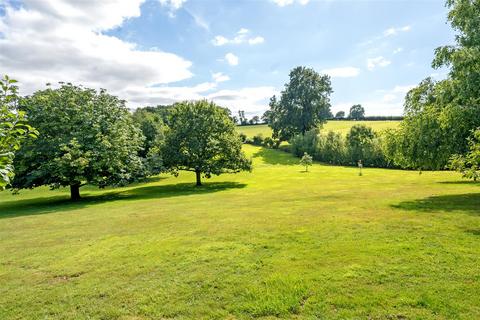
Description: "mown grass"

(237, 120), (400, 138)
(1, 144), (479, 319)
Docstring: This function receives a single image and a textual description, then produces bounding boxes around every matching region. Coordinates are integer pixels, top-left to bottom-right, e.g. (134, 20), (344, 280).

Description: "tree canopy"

(266, 66), (333, 141)
(0, 75), (37, 190)
(349, 104), (365, 120)
(335, 111), (345, 119)
(385, 0), (480, 170)
(449, 128), (480, 181)
(12, 84), (145, 200)
(161, 100), (252, 186)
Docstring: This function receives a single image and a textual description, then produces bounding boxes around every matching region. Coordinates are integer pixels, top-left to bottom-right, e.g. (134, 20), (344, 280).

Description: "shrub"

(252, 134), (264, 146)
(290, 129), (319, 158)
(318, 131), (347, 164)
(239, 132), (247, 143)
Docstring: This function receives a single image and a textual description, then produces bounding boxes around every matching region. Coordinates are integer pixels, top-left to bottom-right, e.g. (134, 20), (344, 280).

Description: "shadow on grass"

(0, 181), (246, 219)
(392, 193), (480, 216)
(252, 148), (298, 165)
(437, 180), (480, 185)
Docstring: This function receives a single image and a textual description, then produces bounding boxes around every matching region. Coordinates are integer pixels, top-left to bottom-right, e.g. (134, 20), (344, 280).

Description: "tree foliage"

(161, 100), (252, 186)
(449, 128), (480, 181)
(335, 111), (345, 119)
(386, 0), (480, 170)
(300, 152), (313, 172)
(266, 66), (333, 141)
(132, 108), (165, 157)
(0, 75), (37, 190)
(349, 104), (365, 120)
(12, 84), (145, 200)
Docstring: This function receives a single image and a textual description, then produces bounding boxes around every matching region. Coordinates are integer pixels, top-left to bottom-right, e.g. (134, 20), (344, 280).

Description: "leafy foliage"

(266, 66), (333, 141)
(161, 100), (252, 186)
(0, 75), (37, 190)
(299, 152), (313, 172)
(449, 128), (480, 181)
(335, 111), (345, 119)
(349, 104), (365, 120)
(12, 84), (144, 200)
(386, 0), (480, 170)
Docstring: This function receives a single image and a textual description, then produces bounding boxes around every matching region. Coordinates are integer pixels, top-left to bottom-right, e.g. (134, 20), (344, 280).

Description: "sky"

(0, 0), (455, 116)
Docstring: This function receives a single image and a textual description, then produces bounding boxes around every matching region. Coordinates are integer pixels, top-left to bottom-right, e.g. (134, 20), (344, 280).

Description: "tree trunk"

(195, 170), (202, 186)
(70, 184), (81, 201)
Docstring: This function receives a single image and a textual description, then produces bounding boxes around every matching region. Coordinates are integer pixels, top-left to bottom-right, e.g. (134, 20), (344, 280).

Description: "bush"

(290, 129), (319, 158)
(252, 134), (264, 146)
(239, 132), (247, 143)
(288, 126), (393, 168)
(318, 131), (346, 164)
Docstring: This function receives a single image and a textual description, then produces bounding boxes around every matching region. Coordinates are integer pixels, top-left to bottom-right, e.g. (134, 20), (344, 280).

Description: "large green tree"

(0, 75), (37, 190)
(161, 100), (251, 186)
(12, 84), (145, 200)
(386, 0), (480, 170)
(267, 66), (333, 141)
(349, 104), (365, 120)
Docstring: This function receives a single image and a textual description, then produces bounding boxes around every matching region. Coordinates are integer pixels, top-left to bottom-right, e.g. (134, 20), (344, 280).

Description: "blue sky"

(0, 0), (454, 116)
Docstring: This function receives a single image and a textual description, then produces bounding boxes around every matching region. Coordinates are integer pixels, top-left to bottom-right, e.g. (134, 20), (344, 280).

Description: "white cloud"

(0, 0), (277, 115)
(271, 0), (309, 6)
(212, 28), (265, 46)
(207, 87), (278, 115)
(0, 0), (195, 106)
(212, 72), (230, 83)
(225, 53), (239, 66)
(393, 47), (403, 54)
(383, 25), (411, 37)
(159, 0), (187, 17)
(321, 67), (360, 78)
(248, 36), (265, 45)
(212, 36), (229, 46)
(367, 56), (391, 71)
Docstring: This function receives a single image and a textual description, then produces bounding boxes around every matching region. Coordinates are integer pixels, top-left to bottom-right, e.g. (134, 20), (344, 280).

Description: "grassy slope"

(1, 144), (479, 319)
(238, 120), (400, 138)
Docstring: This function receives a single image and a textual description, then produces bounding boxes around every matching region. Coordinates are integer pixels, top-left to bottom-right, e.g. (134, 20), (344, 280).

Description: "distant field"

(1, 144), (479, 319)
(238, 120), (401, 138)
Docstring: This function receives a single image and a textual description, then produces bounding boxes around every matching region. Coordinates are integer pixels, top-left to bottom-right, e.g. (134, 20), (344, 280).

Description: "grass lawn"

(237, 120), (400, 138)
(1, 144), (479, 319)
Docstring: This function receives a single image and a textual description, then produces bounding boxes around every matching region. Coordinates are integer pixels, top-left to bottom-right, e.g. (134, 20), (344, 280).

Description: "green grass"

(1, 144), (480, 319)
(238, 120), (400, 138)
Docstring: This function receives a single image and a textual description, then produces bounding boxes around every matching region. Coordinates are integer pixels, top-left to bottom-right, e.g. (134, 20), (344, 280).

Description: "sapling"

(300, 152), (313, 172)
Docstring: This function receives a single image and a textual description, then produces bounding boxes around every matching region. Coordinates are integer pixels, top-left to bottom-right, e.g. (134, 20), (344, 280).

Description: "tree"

(251, 115), (260, 124)
(449, 128), (480, 181)
(335, 111), (345, 119)
(161, 100), (252, 186)
(346, 125), (375, 164)
(12, 84), (145, 200)
(349, 104), (365, 120)
(300, 152), (313, 172)
(386, 0), (480, 170)
(266, 66), (333, 141)
(0, 75), (37, 190)
(132, 108), (164, 158)
(238, 110), (247, 125)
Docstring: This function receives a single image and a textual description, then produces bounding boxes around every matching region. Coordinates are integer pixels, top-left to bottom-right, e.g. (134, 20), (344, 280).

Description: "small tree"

(300, 152), (313, 172)
(335, 111), (345, 119)
(449, 128), (480, 181)
(349, 104), (365, 120)
(13, 84), (144, 200)
(162, 100), (252, 186)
